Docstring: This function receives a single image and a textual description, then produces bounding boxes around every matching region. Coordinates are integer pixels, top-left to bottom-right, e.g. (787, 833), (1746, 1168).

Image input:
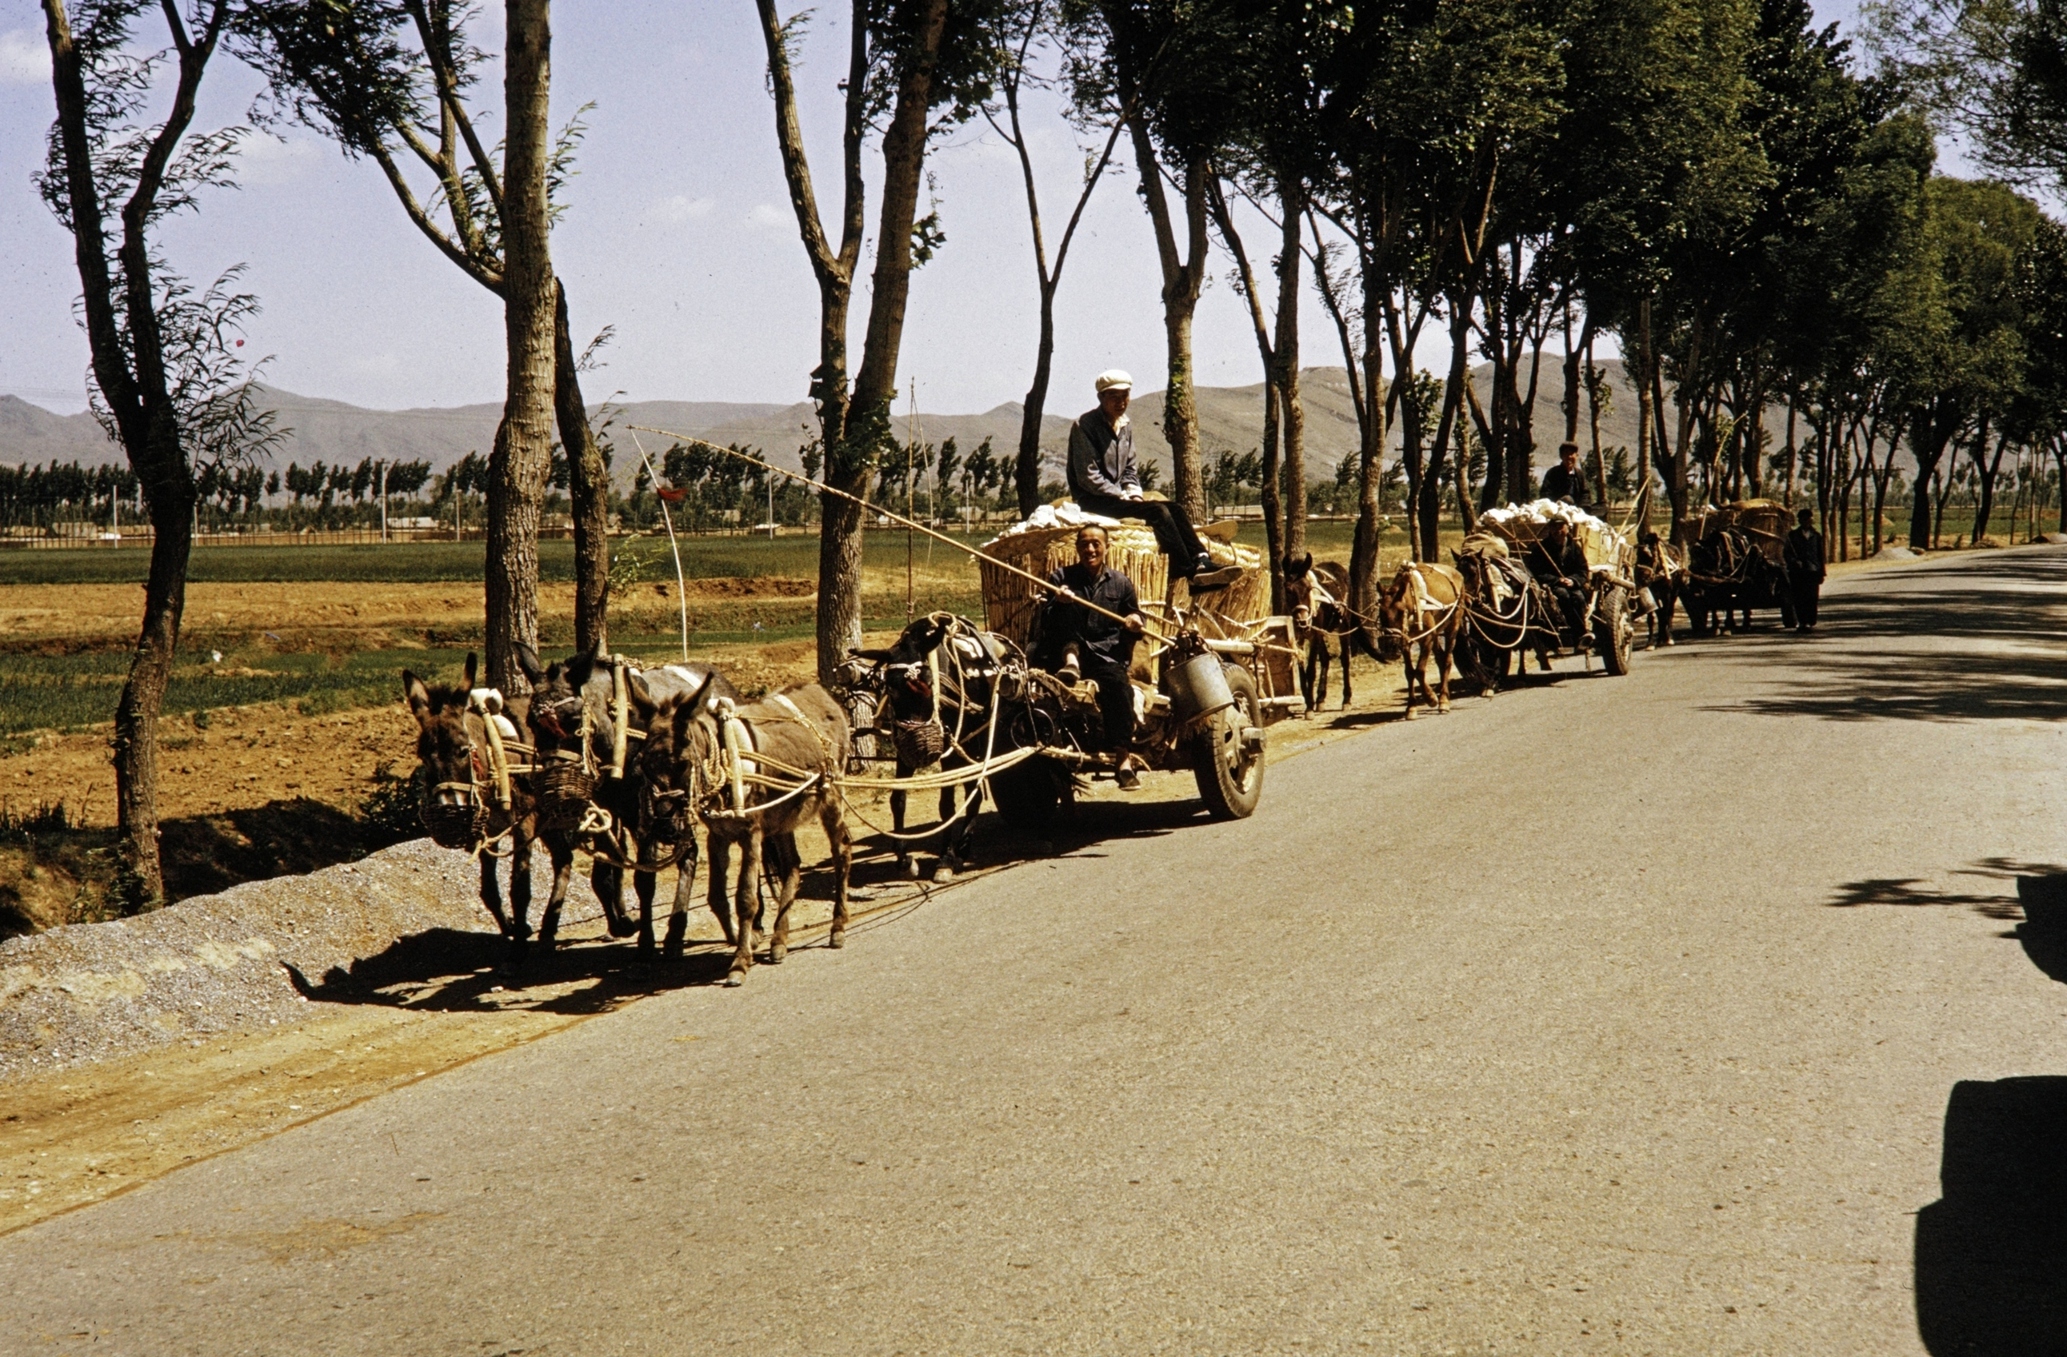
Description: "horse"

(848, 613), (998, 883)
(523, 642), (738, 955)
(636, 676), (854, 986)
(1377, 561), (1468, 718)
(1282, 553), (1374, 711)
(401, 652), (575, 971)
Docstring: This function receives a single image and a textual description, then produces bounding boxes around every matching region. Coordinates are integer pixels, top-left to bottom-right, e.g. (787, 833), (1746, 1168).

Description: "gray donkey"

(634, 675), (853, 986)
(523, 642), (736, 954)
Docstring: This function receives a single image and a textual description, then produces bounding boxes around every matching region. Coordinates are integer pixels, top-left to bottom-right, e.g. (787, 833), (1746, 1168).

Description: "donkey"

(637, 677), (854, 985)
(850, 613), (994, 882)
(401, 652), (575, 970)
(523, 643), (736, 953)
(1282, 553), (1374, 711)
(1377, 561), (1468, 718)
(1634, 535), (1686, 648)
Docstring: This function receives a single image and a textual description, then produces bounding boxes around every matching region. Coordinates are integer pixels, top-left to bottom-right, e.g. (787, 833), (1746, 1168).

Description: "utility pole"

(379, 461), (389, 542)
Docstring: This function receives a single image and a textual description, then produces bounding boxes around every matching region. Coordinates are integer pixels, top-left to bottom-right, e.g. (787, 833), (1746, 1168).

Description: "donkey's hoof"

(931, 863), (955, 884)
(900, 857), (920, 880)
(722, 969), (745, 987)
(828, 929), (846, 950)
(605, 917), (638, 939)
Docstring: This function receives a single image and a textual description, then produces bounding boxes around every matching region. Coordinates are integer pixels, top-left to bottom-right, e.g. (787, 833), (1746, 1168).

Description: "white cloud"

(648, 193), (713, 225)
(0, 29), (50, 85)
(238, 134), (322, 186)
(746, 203), (788, 230)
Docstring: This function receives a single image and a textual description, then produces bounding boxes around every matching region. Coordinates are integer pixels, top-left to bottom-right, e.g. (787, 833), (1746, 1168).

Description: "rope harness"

(423, 689), (537, 860)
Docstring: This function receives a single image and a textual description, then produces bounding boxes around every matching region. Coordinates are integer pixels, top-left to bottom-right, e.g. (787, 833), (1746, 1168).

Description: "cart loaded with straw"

(958, 505), (1306, 820)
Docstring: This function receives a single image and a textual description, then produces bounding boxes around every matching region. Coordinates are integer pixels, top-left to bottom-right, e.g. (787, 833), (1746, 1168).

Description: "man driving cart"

(1036, 523), (1149, 790)
(1524, 517), (1591, 641)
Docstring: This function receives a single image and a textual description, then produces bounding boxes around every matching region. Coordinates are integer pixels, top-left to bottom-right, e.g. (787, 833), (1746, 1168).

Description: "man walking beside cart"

(1785, 508), (1826, 632)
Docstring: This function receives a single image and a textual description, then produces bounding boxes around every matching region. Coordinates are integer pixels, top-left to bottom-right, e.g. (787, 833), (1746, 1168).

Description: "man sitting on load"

(1524, 517), (1591, 640)
(1069, 370), (1241, 590)
(1040, 524), (1150, 790)
(1540, 442), (1586, 504)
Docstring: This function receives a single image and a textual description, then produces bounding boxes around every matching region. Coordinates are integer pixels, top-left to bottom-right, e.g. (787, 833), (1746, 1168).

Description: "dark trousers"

(1790, 573), (1821, 628)
(1075, 492), (1207, 575)
(1083, 656), (1136, 747)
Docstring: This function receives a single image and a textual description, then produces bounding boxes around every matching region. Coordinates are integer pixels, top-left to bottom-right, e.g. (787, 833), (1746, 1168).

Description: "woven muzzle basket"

(534, 759), (597, 832)
(422, 799), (487, 850)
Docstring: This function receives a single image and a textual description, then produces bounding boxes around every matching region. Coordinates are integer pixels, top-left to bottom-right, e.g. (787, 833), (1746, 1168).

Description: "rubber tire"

(1192, 664), (1265, 820)
(1595, 586), (1633, 676)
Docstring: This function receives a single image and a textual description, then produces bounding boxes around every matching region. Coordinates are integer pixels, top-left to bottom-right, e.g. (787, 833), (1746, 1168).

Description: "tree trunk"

(1585, 329), (1607, 506)
(1909, 403), (1954, 550)
(113, 487), (192, 906)
(1420, 294), (1470, 560)
(1348, 205), (1388, 648)
(1130, 120), (1210, 523)
(553, 278), (609, 654)
(1635, 298), (1654, 528)
(1971, 424), (2008, 546)
(1273, 181), (1307, 567)
(487, 0), (556, 696)
(829, 0), (948, 674)
(1015, 298), (1055, 517)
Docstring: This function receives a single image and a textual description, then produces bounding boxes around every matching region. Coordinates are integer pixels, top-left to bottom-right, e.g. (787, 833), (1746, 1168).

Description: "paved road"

(6, 548), (2067, 1355)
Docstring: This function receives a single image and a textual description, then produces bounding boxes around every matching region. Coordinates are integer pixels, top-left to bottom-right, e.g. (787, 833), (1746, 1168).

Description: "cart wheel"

(990, 756), (1064, 828)
(1192, 665), (1264, 820)
(1595, 586), (1633, 676)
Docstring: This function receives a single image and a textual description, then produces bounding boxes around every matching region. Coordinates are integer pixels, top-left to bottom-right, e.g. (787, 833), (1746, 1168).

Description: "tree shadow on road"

(1823, 858), (2067, 922)
(1698, 549), (2067, 722)
(1916, 1076), (2067, 1355)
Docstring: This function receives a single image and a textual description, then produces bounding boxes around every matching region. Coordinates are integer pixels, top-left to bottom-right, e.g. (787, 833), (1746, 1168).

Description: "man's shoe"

(1194, 551), (1217, 575)
(1057, 645), (1081, 685)
(1192, 565), (1243, 590)
(1115, 763), (1142, 791)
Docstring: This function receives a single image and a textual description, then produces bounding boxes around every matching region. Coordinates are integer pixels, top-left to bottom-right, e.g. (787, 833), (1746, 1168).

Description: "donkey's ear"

(591, 637), (610, 665)
(626, 669), (658, 722)
(402, 671), (433, 723)
(686, 671), (719, 715)
(566, 650), (596, 688)
(514, 640), (544, 685)
(463, 651), (479, 690)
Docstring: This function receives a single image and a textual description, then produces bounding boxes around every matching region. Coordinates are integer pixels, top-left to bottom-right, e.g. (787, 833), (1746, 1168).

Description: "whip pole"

(626, 424), (1174, 642)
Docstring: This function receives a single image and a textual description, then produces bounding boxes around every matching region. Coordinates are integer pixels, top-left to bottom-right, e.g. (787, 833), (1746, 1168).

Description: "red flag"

(656, 486), (688, 502)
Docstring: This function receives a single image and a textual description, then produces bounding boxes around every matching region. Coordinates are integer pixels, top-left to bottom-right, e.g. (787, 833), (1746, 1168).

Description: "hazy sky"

(2, 0), (1867, 419)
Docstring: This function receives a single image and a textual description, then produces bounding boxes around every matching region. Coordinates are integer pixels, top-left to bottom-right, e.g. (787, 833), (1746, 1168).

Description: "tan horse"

(1377, 561), (1467, 718)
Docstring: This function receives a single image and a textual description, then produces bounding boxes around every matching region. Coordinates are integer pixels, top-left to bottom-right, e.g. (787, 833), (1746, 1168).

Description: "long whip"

(626, 424), (1175, 643)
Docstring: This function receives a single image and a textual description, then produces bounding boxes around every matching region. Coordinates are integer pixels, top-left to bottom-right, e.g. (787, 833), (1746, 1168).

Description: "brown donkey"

(636, 676), (854, 985)
(401, 653), (575, 970)
(1377, 562), (1467, 718)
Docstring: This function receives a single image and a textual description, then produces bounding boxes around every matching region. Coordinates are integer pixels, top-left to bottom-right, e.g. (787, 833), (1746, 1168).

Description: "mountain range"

(0, 362), (1650, 484)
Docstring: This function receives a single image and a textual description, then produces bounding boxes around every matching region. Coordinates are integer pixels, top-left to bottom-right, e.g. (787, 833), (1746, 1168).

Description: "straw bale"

(978, 523), (1167, 645)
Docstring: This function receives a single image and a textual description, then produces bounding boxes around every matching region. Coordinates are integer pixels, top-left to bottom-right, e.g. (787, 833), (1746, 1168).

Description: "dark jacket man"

(1784, 511), (1826, 631)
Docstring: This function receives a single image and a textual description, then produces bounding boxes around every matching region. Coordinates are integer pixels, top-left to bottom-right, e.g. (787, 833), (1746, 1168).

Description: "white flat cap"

(1094, 369), (1134, 393)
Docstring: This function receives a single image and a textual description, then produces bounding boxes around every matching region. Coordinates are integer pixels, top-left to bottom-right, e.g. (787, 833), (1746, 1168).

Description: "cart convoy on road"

(399, 494), (1809, 984)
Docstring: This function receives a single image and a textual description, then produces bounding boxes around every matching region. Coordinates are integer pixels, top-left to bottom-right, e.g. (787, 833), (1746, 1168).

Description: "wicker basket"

(977, 523), (1168, 645)
(422, 799), (486, 850)
(534, 759), (596, 832)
